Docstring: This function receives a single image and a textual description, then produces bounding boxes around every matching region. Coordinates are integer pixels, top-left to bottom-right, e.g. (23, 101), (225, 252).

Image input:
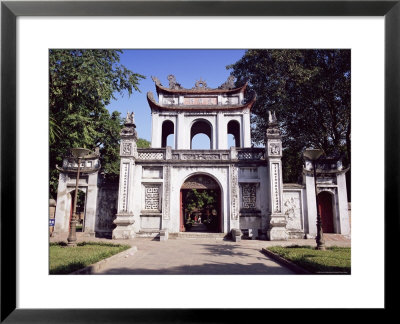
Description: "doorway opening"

(180, 175), (221, 233)
(317, 191), (335, 233)
(69, 189), (87, 232)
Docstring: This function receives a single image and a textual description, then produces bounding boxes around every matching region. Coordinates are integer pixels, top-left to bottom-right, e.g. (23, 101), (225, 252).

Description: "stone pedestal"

(112, 213), (135, 239)
(159, 229), (168, 241)
(267, 214), (288, 240)
(231, 228), (242, 242)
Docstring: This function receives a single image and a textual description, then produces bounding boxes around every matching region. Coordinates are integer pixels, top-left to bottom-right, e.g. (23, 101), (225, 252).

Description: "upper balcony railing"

(136, 147), (265, 162)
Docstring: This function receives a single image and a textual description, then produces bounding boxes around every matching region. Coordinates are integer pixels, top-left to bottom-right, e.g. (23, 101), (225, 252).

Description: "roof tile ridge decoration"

(146, 89), (257, 111)
(151, 75), (248, 94)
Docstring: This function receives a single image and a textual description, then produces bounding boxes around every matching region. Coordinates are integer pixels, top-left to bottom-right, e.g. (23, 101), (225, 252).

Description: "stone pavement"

(50, 233), (350, 275)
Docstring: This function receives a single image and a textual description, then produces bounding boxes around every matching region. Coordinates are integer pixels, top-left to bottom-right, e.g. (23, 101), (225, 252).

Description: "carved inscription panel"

(121, 163), (129, 212)
(122, 142), (132, 156)
(231, 166), (239, 220)
(272, 163), (281, 213)
(283, 191), (302, 230)
(184, 97), (217, 105)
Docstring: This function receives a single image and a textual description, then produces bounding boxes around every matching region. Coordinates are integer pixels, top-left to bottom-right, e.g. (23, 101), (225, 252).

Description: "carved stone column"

(113, 112), (138, 239)
(265, 111), (288, 240)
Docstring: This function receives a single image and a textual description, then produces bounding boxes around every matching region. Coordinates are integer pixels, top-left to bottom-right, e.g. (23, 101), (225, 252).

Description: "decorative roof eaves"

(147, 90), (256, 112)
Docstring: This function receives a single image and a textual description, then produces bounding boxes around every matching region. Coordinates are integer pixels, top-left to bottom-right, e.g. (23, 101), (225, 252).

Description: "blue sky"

(106, 49), (246, 148)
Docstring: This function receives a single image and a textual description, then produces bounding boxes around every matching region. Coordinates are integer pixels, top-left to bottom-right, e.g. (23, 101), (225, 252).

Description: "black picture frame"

(1, 0), (397, 322)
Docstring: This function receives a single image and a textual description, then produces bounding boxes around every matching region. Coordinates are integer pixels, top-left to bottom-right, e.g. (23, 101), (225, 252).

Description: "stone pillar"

(176, 112), (185, 149)
(151, 112), (161, 148)
(265, 111), (288, 240)
(242, 108), (252, 148)
(336, 173), (350, 235)
(83, 172), (99, 236)
(304, 172), (318, 236)
(113, 112), (138, 239)
(54, 173), (69, 234)
(216, 111), (226, 149)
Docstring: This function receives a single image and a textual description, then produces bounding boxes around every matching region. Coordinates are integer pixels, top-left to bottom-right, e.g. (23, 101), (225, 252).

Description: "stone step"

(136, 230), (160, 238)
(169, 232), (227, 239)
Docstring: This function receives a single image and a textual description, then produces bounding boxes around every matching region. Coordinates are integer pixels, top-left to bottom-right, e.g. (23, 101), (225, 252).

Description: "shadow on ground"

(93, 260), (292, 275)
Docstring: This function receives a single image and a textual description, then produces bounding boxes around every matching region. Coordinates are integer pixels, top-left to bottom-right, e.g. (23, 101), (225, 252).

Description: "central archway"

(180, 174), (222, 233)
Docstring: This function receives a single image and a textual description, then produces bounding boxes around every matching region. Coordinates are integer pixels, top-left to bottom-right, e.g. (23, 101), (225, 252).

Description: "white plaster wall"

(84, 173), (98, 235)
(130, 164), (143, 233)
(168, 166), (230, 233)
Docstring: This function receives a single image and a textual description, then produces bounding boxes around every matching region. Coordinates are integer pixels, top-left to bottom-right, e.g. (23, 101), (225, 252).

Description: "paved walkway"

(50, 233), (350, 275)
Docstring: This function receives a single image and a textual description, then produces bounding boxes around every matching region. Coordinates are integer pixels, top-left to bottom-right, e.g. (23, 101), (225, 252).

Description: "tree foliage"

(137, 138), (151, 148)
(184, 189), (217, 214)
(228, 49), (351, 186)
(49, 49), (145, 198)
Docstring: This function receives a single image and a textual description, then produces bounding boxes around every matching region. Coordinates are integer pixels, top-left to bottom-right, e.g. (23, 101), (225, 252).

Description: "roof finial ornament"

(219, 75), (236, 90)
(167, 74), (182, 90)
(268, 110), (277, 124)
(266, 110), (280, 138)
(193, 77), (208, 90)
(125, 111), (135, 126)
(151, 76), (162, 86)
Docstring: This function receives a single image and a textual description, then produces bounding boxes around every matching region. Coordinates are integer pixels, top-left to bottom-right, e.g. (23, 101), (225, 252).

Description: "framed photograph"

(1, 0), (397, 321)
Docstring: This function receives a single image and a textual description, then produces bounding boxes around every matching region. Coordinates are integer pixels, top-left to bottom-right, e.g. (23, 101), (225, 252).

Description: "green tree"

(228, 50), (351, 196)
(137, 138), (151, 148)
(184, 189), (217, 215)
(49, 49), (145, 198)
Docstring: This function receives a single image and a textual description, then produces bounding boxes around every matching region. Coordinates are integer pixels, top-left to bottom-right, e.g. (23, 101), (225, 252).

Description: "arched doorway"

(180, 174), (221, 233)
(317, 191), (334, 233)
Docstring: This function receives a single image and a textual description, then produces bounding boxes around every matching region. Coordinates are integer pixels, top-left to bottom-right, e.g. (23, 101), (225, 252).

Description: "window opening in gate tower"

(227, 120), (241, 148)
(190, 120), (212, 149)
(161, 120), (175, 148)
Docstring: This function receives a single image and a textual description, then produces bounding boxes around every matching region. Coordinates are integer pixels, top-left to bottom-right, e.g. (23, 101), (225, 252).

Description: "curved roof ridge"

(152, 75), (248, 95)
